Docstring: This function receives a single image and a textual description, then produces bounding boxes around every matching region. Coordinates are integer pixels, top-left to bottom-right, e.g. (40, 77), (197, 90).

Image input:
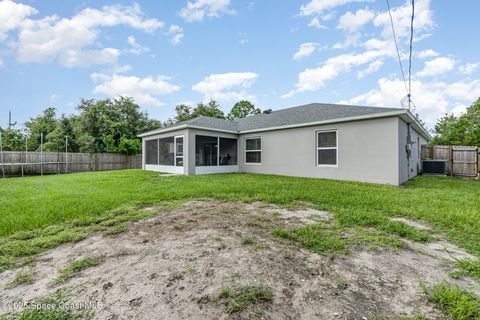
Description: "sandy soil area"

(1, 200), (478, 319)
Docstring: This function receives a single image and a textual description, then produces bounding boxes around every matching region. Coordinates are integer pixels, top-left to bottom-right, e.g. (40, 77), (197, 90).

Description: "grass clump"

(421, 281), (480, 320)
(450, 259), (480, 282)
(5, 269), (34, 288)
(381, 221), (430, 242)
(242, 238), (254, 245)
(103, 223), (128, 236)
(273, 224), (347, 254)
(54, 256), (103, 284)
(353, 229), (406, 249)
(217, 284), (272, 313)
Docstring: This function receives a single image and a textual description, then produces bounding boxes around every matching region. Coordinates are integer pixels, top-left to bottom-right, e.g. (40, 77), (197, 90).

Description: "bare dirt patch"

(1, 200), (479, 319)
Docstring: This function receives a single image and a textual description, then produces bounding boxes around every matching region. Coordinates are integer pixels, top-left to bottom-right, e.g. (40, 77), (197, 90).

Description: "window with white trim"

(245, 137), (262, 164)
(317, 131), (337, 166)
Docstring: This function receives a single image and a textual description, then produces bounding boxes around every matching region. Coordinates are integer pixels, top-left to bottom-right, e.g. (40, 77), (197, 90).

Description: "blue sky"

(0, 0), (479, 130)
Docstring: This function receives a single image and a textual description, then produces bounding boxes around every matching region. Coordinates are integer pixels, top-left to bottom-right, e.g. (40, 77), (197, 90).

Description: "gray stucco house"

(139, 103), (431, 185)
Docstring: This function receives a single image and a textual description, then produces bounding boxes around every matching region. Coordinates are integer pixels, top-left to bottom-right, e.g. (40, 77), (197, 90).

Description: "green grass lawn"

(0, 170), (479, 258)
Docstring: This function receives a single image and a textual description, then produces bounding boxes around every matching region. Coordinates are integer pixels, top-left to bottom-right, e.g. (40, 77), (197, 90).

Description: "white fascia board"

(138, 124), (188, 137)
(186, 125), (238, 134)
(138, 124), (238, 138)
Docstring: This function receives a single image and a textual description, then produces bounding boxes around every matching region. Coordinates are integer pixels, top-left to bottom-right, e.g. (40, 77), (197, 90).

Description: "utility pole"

(8, 110), (17, 130)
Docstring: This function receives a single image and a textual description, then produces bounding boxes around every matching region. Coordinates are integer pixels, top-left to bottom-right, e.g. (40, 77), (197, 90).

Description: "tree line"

(0, 98), (260, 154)
(432, 97), (480, 146)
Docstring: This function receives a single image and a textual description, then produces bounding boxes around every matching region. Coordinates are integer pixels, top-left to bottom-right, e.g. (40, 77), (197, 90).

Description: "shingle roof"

(139, 103), (406, 137)
(183, 116), (238, 131)
(235, 103), (402, 131)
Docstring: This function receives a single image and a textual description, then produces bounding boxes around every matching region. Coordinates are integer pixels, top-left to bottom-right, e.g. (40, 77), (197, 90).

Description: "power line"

(408, 0), (415, 109)
(385, 0), (408, 96)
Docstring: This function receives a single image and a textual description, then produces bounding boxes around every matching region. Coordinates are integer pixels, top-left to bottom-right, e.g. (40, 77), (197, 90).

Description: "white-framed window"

(245, 137), (262, 164)
(316, 130), (337, 166)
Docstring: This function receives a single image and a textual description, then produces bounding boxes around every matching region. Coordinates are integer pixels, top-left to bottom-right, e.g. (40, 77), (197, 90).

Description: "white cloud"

(357, 60), (383, 78)
(342, 77), (480, 127)
(299, 0), (369, 16)
(179, 0), (235, 22)
(14, 3), (163, 67)
(373, 0), (433, 39)
(167, 25), (184, 45)
(338, 8), (374, 33)
(417, 57), (456, 77)
(287, 0), (435, 97)
(417, 49), (439, 59)
(322, 12), (336, 21)
(58, 48), (120, 67)
(458, 63), (478, 75)
(0, 58), (3, 69)
(283, 50), (384, 97)
(127, 35), (149, 55)
(0, 0), (37, 41)
(192, 72), (258, 103)
(308, 17), (327, 29)
(91, 73), (180, 107)
(450, 104), (467, 116)
(293, 43), (317, 61)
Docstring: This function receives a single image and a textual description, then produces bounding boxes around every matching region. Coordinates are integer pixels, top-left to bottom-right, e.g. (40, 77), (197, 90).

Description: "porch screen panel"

(159, 137), (175, 166)
(219, 138), (238, 165)
(146, 140), (158, 165)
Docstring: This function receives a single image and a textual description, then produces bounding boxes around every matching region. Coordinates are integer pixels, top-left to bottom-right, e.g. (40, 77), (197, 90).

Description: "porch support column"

(185, 130), (195, 175)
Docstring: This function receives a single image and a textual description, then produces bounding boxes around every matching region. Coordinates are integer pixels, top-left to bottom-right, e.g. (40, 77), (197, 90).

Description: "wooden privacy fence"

(421, 145), (479, 177)
(0, 151), (142, 177)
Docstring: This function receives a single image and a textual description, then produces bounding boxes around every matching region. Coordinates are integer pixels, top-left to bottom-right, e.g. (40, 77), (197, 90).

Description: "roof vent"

(263, 109), (272, 114)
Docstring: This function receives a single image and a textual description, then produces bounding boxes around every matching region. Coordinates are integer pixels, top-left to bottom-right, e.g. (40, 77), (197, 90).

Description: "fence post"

(65, 136), (68, 174)
(40, 132), (44, 176)
(0, 133), (5, 178)
(25, 136), (28, 175)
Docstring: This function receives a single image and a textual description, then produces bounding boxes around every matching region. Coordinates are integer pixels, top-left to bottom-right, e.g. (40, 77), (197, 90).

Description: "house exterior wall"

(238, 117), (401, 185)
(141, 116), (428, 185)
(398, 118), (428, 184)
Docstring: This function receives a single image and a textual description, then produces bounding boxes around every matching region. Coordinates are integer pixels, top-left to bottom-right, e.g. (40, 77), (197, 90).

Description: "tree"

(173, 104), (194, 122)
(192, 100), (225, 119)
(44, 115), (79, 152)
(227, 100), (261, 120)
(74, 97), (160, 153)
(0, 97), (159, 154)
(0, 128), (25, 151)
(432, 97), (480, 146)
(25, 107), (58, 151)
(168, 99), (225, 124)
(118, 137), (141, 155)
